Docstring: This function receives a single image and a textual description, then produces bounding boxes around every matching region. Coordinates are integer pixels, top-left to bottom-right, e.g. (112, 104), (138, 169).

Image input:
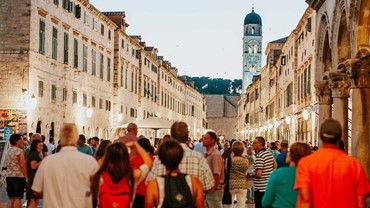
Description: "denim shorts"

(6, 177), (26, 198)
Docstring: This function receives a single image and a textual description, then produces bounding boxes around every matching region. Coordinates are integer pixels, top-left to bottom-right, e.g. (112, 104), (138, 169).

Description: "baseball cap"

(281, 140), (289, 146)
(320, 118), (342, 139)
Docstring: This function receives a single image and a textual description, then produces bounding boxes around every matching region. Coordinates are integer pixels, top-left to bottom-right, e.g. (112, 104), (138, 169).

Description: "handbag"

(222, 157), (232, 204)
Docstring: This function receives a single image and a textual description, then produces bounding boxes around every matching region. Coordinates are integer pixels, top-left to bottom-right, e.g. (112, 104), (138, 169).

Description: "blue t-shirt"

(77, 145), (93, 155)
(262, 167), (297, 208)
(275, 151), (289, 168)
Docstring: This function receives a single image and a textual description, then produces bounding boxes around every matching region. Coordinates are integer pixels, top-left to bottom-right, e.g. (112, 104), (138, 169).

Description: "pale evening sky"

(90, 0), (308, 79)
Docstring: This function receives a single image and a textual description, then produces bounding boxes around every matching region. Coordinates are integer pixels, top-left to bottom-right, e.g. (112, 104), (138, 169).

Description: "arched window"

(254, 45), (258, 53)
(251, 27), (255, 35)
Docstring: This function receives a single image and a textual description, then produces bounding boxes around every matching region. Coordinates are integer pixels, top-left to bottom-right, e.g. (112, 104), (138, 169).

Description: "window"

(83, 93), (87, 106)
(99, 98), (103, 109)
(63, 32), (69, 64)
(131, 71), (134, 92)
(107, 57), (111, 81)
(51, 85), (57, 101)
(125, 68), (128, 89)
(99, 53), (104, 79)
(52, 26), (58, 60)
(84, 11), (89, 25)
(72, 91), (77, 104)
(92, 18), (97, 31)
(120, 66), (123, 87)
(100, 24), (104, 36)
(73, 38), (78, 68)
(108, 30), (111, 40)
(92, 48), (96, 75)
(130, 108), (135, 117)
(307, 64), (311, 94)
(38, 81), (44, 97)
(83, 44), (88, 72)
(39, 19), (45, 54)
(53, 0), (59, 6)
(121, 39), (124, 48)
(91, 96), (96, 108)
(62, 88), (67, 101)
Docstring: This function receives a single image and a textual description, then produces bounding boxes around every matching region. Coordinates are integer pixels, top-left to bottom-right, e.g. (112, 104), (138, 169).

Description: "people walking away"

(26, 140), (44, 208)
(245, 146), (255, 204)
(269, 142), (280, 158)
(145, 140), (204, 208)
(5, 134), (27, 208)
(262, 142), (311, 208)
(228, 141), (250, 208)
(203, 131), (224, 208)
(146, 121), (214, 192)
(116, 123), (139, 158)
(32, 123), (99, 208)
(295, 118), (369, 208)
(248, 136), (276, 208)
(94, 140), (112, 166)
(46, 137), (55, 156)
(91, 141), (153, 208)
(194, 135), (205, 154)
(131, 137), (155, 208)
(275, 140), (289, 168)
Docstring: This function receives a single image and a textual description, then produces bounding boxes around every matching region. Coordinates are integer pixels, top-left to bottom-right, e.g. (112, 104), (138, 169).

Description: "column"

(346, 47), (370, 179)
(328, 71), (351, 153)
(314, 81), (332, 125)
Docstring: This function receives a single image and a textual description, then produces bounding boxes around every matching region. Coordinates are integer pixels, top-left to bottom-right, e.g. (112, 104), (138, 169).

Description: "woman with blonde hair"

(228, 141), (250, 208)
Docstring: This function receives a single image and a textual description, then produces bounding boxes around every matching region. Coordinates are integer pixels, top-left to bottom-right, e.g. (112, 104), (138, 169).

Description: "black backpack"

(162, 173), (195, 208)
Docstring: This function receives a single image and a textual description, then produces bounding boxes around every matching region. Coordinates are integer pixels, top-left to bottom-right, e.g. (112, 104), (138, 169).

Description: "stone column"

(346, 46), (370, 179)
(328, 71), (351, 153)
(315, 81), (332, 125)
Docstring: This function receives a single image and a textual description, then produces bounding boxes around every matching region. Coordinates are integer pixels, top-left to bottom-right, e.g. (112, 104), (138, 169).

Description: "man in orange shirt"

(295, 118), (369, 208)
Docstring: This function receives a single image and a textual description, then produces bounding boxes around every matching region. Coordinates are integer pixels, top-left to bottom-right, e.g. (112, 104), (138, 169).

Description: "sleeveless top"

(229, 158), (249, 190)
(5, 146), (25, 178)
(155, 174), (193, 208)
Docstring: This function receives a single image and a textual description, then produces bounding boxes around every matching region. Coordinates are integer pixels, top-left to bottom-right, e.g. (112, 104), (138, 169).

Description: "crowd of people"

(2, 118), (369, 208)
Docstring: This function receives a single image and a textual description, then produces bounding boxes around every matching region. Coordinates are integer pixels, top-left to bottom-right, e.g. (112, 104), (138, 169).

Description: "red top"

(130, 154), (155, 195)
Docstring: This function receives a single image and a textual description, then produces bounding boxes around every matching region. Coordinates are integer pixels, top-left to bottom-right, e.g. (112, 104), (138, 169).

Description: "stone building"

(238, 0), (370, 178)
(205, 95), (239, 140)
(237, 8), (317, 143)
(306, 0), (370, 178)
(0, 0), (206, 141)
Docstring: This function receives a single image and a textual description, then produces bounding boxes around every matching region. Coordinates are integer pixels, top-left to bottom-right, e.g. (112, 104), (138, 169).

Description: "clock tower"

(242, 8), (262, 93)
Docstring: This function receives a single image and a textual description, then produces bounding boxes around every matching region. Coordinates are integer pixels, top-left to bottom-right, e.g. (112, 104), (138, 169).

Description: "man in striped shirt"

(249, 136), (276, 208)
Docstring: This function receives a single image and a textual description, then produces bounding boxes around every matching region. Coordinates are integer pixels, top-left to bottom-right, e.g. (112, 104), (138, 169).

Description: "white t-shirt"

(46, 143), (55, 155)
(32, 146), (99, 208)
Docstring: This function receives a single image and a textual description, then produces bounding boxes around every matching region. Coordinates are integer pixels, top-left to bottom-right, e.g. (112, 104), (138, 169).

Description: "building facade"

(238, 0), (370, 178)
(0, 0), (206, 141)
(237, 8), (317, 145)
(242, 8), (263, 92)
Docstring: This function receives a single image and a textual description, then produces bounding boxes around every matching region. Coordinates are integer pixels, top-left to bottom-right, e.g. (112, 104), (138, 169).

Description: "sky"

(90, 0), (308, 80)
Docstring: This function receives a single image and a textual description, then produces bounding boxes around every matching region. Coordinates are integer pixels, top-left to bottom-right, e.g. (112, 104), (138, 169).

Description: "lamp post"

(86, 106), (93, 118)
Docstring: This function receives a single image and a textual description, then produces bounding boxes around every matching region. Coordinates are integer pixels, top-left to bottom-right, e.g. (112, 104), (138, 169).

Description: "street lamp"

(285, 116), (291, 125)
(303, 109), (309, 120)
(86, 106), (93, 118)
(117, 113), (123, 122)
(29, 94), (37, 110)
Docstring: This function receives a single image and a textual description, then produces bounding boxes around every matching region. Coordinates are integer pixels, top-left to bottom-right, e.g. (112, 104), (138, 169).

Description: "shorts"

(6, 177), (26, 198)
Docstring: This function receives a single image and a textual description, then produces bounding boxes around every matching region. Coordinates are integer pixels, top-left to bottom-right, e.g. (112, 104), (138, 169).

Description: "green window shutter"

(308, 64), (311, 94)
(39, 20), (45, 54)
(52, 27), (58, 60)
(107, 57), (111, 81)
(64, 32), (69, 64)
(73, 38), (78, 68)
(54, 0), (59, 6)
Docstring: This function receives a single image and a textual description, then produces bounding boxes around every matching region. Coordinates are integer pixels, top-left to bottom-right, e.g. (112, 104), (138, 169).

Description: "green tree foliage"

(185, 76), (242, 95)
